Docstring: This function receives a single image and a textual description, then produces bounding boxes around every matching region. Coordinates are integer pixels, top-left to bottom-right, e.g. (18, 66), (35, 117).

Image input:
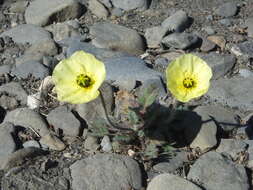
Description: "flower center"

(76, 74), (94, 88)
(183, 77), (196, 89)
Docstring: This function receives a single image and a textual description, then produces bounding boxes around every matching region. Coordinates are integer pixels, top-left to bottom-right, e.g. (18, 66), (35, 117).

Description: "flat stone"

(84, 136), (99, 151)
(39, 133), (66, 151)
(70, 154), (142, 190)
(90, 22), (145, 55)
(4, 108), (50, 137)
(0, 65), (11, 75)
(147, 173), (202, 190)
(144, 26), (167, 48)
(0, 82), (27, 105)
(207, 35), (226, 50)
(88, 0), (109, 19)
(216, 139), (247, 160)
(9, 1), (28, 13)
(245, 17), (253, 38)
(0, 95), (19, 110)
(25, 0), (84, 26)
(25, 39), (58, 56)
(161, 10), (190, 32)
(104, 56), (165, 94)
(194, 105), (238, 131)
(215, 2), (238, 18)
(202, 26), (215, 35)
(11, 61), (49, 79)
(200, 37), (216, 52)
(0, 123), (16, 158)
(207, 77), (253, 111)
(0, 24), (52, 45)
(230, 41), (253, 58)
(65, 40), (127, 61)
(98, 0), (112, 8)
(219, 18), (232, 26)
(239, 69), (253, 78)
(111, 0), (148, 11)
(187, 151), (249, 190)
(101, 135), (112, 152)
(162, 32), (199, 50)
(23, 140), (41, 149)
(47, 106), (81, 137)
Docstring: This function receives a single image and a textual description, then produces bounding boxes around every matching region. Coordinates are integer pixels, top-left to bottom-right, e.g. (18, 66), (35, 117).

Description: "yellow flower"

(52, 51), (106, 104)
(166, 54), (212, 102)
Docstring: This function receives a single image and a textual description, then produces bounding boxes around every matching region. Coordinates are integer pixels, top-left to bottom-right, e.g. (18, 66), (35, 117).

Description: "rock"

(216, 139), (247, 160)
(207, 35), (226, 50)
(230, 41), (253, 58)
(0, 82), (27, 106)
(161, 32), (199, 50)
(187, 151), (249, 190)
(111, 0), (147, 11)
(98, 0), (112, 8)
(215, 2), (238, 18)
(153, 151), (188, 173)
(144, 26), (167, 48)
(0, 65), (11, 75)
(23, 140), (41, 149)
(84, 136), (99, 151)
(4, 108), (50, 137)
(111, 8), (124, 17)
(0, 123), (16, 158)
(75, 82), (114, 128)
(161, 10), (190, 32)
(219, 18), (232, 26)
(101, 135), (112, 152)
(0, 24), (52, 45)
(198, 53), (236, 79)
(90, 22), (145, 55)
(245, 17), (253, 38)
(194, 105), (237, 131)
(65, 40), (128, 61)
(147, 173), (202, 190)
(207, 76), (253, 111)
(104, 56), (165, 94)
(0, 147), (48, 170)
(0, 95), (19, 110)
(239, 69), (253, 78)
(182, 110), (217, 151)
(202, 26), (215, 35)
(25, 0), (84, 26)
(11, 60), (49, 79)
(200, 37), (216, 52)
(88, 0), (109, 19)
(9, 1), (28, 13)
(39, 133), (66, 151)
(47, 106), (81, 137)
(153, 57), (169, 73)
(70, 154), (142, 190)
(15, 52), (44, 65)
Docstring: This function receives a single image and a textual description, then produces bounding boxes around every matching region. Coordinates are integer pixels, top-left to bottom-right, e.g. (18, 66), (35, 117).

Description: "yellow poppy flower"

(166, 54), (212, 102)
(52, 51), (106, 104)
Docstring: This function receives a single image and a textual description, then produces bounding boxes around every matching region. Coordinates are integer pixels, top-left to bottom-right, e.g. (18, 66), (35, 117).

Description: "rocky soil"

(0, 0), (253, 190)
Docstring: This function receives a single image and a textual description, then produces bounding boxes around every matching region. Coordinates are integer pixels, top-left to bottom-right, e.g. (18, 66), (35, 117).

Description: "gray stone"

(194, 105), (238, 131)
(104, 56), (165, 94)
(0, 147), (48, 170)
(162, 32), (199, 50)
(47, 106), (81, 137)
(101, 136), (112, 152)
(25, 0), (84, 26)
(198, 53), (236, 79)
(0, 82), (27, 105)
(111, 8), (124, 17)
(0, 65), (11, 75)
(219, 18), (232, 26)
(216, 139), (247, 160)
(90, 22), (145, 55)
(187, 151), (249, 190)
(207, 77), (253, 111)
(84, 136), (99, 151)
(4, 108), (50, 137)
(111, 0), (147, 11)
(15, 53), (44, 65)
(245, 17), (253, 38)
(0, 24), (52, 45)
(153, 151), (188, 173)
(39, 133), (66, 151)
(144, 26), (167, 48)
(161, 10), (190, 32)
(88, 0), (109, 19)
(215, 2), (238, 18)
(11, 61), (49, 79)
(202, 26), (215, 35)
(98, 0), (112, 8)
(147, 173), (202, 190)
(23, 140), (41, 149)
(239, 69), (253, 78)
(0, 123), (16, 158)
(9, 1), (28, 13)
(230, 41), (253, 58)
(65, 40), (128, 61)
(70, 154), (142, 190)
(25, 39), (58, 56)
(200, 37), (216, 52)
(0, 95), (19, 110)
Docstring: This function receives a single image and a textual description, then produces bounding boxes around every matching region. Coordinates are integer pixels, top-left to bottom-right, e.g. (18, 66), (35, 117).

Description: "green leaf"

(144, 143), (159, 159)
(128, 110), (139, 125)
(113, 134), (135, 143)
(138, 87), (157, 108)
(90, 119), (110, 137)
